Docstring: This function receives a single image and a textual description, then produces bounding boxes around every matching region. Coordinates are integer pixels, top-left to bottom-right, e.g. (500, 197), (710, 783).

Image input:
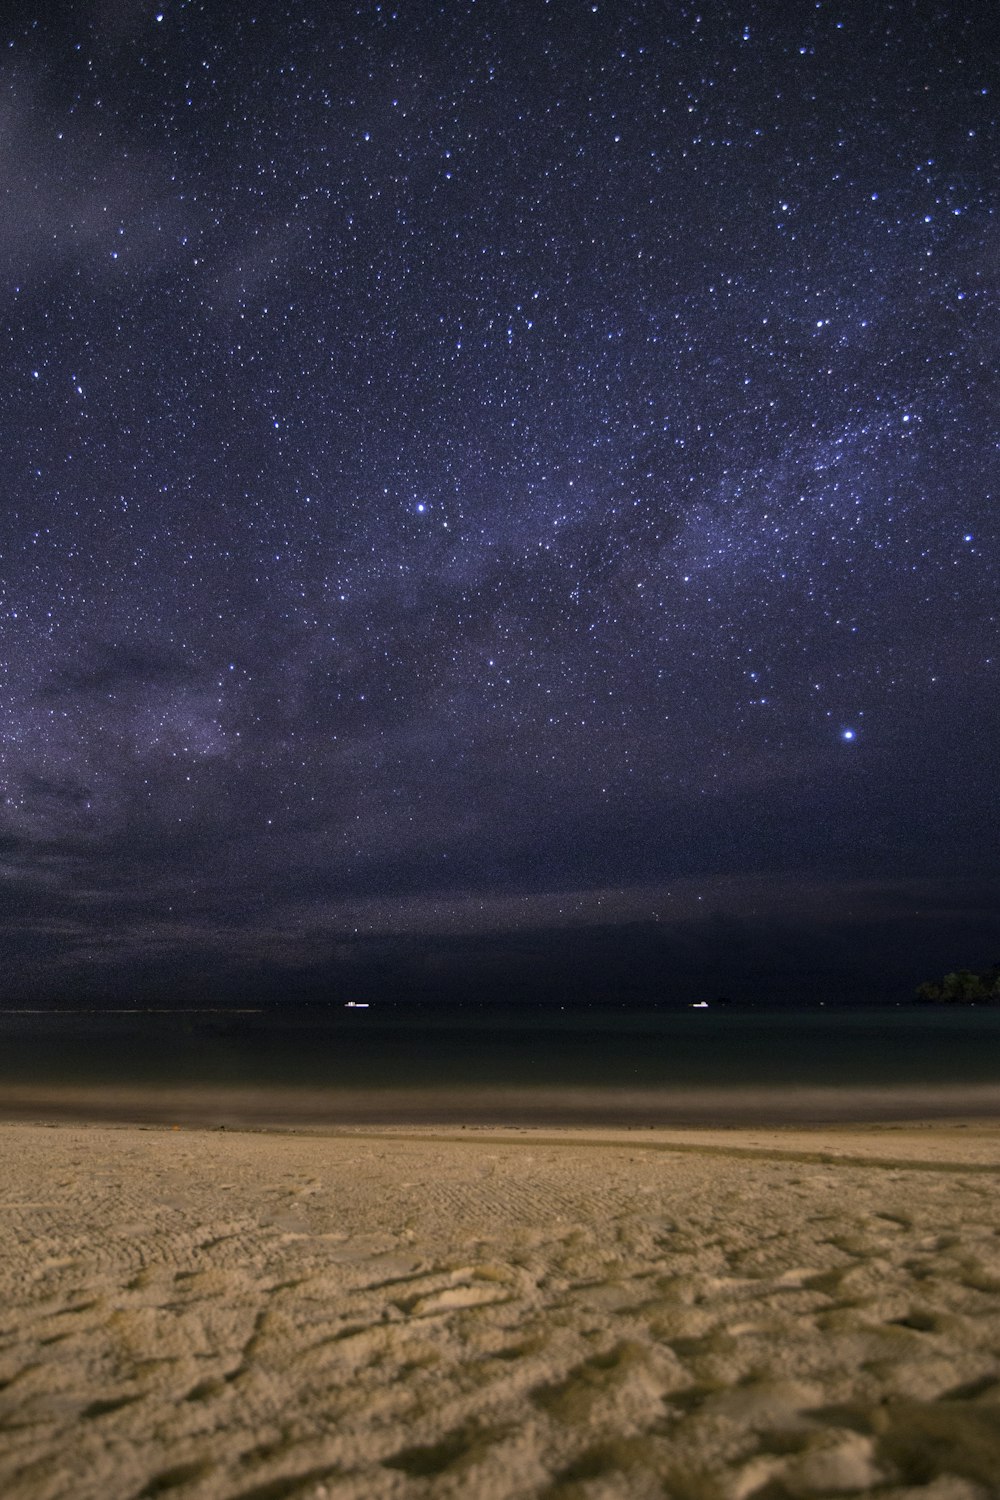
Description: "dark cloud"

(41, 643), (195, 698)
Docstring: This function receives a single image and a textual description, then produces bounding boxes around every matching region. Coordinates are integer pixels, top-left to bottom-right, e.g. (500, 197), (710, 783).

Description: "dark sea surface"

(2, 1005), (1000, 1126)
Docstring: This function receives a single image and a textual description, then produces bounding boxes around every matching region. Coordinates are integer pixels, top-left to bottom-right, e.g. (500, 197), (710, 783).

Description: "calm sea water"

(2, 1004), (1000, 1097)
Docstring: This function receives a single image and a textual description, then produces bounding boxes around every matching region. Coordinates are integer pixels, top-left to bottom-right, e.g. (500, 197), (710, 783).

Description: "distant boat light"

(691, 1001), (709, 1008)
(344, 1001), (369, 1008)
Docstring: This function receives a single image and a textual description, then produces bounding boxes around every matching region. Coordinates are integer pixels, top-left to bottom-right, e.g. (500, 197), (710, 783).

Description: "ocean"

(2, 1003), (1000, 1126)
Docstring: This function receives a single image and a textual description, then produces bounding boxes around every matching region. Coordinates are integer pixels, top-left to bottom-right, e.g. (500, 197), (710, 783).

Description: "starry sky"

(1, 0), (998, 1005)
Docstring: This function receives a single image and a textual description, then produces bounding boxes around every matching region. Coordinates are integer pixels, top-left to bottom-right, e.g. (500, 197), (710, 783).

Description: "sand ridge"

(1, 1121), (1000, 1499)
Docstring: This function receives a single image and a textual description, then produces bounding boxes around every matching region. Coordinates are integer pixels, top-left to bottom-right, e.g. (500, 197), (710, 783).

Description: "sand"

(2, 1121), (1000, 1500)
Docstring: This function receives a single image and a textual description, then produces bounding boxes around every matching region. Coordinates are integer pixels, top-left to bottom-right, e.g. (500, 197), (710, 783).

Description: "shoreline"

(3, 1077), (1000, 1130)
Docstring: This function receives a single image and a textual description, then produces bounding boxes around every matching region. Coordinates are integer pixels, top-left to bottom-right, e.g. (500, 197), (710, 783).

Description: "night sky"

(2, 0), (998, 1006)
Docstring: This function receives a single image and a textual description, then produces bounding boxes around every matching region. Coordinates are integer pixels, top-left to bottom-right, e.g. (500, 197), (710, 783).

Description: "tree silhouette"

(916, 964), (1000, 1003)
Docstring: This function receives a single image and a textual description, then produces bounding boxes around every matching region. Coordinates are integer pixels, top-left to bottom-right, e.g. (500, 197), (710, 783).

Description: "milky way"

(1, 2), (997, 1001)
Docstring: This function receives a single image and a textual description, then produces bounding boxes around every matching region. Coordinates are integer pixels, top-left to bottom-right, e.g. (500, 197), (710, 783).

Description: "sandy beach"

(2, 1119), (1000, 1499)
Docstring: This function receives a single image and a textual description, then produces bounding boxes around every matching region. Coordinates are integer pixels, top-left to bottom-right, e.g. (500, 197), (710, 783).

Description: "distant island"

(916, 964), (1000, 1004)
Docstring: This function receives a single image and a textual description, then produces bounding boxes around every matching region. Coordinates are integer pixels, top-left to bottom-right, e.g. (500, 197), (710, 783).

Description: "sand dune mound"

(1, 1122), (999, 1499)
